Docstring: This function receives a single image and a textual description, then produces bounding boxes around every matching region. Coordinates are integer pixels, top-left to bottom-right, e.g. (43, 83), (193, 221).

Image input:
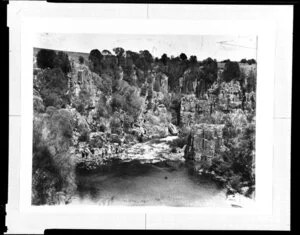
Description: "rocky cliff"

(184, 124), (226, 167)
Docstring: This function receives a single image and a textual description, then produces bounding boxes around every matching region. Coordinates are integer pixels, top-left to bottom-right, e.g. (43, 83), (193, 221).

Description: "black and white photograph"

(6, 2), (292, 233)
(32, 34), (257, 207)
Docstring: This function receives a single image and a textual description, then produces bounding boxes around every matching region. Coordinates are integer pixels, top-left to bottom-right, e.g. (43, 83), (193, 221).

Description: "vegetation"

(36, 49), (71, 74)
(32, 110), (76, 205)
(33, 47), (257, 204)
(223, 61), (241, 82)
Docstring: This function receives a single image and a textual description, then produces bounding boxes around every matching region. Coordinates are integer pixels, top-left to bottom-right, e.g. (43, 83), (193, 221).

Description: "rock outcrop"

(180, 94), (212, 126)
(184, 124), (226, 167)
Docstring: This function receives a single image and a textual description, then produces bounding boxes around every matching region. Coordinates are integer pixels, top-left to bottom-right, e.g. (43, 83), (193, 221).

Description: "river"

(71, 136), (251, 207)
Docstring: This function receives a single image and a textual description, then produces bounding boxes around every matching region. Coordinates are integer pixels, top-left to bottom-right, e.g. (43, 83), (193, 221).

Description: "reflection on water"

(72, 160), (231, 207)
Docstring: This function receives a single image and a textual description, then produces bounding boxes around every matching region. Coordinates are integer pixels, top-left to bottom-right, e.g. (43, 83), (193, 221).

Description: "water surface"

(72, 160), (231, 207)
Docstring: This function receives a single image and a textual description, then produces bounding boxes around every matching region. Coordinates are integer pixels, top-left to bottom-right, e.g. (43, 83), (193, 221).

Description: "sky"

(33, 33), (257, 61)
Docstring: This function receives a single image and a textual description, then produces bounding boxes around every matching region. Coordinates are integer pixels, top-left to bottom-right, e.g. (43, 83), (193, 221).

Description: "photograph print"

(32, 33), (257, 207)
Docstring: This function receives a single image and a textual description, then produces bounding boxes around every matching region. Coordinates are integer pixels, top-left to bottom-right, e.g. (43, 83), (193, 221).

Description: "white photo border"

(7, 2), (292, 233)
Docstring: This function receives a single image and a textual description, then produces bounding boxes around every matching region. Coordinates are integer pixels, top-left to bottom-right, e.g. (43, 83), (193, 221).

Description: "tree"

(202, 57), (218, 86)
(113, 47), (125, 57)
(140, 50), (153, 64)
(102, 49), (112, 55)
(223, 61), (241, 82)
(36, 49), (57, 69)
(221, 59), (231, 63)
(78, 56), (84, 64)
(113, 47), (125, 66)
(135, 50), (153, 72)
(180, 53), (187, 61)
(89, 49), (103, 68)
(126, 50), (139, 64)
(247, 59), (256, 65)
(189, 55), (197, 65)
(54, 51), (71, 74)
(240, 58), (247, 63)
(160, 53), (169, 66)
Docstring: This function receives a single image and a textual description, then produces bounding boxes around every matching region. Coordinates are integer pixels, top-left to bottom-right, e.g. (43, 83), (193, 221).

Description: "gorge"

(32, 48), (256, 207)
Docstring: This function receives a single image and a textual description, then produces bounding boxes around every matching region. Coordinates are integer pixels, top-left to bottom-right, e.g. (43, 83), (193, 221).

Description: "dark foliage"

(223, 61), (241, 82)
(180, 53), (187, 61)
(36, 49), (71, 74)
(78, 56), (84, 64)
(54, 51), (71, 74)
(36, 49), (57, 69)
(37, 68), (70, 109)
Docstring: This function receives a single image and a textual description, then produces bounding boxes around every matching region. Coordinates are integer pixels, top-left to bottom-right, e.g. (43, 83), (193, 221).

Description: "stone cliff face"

(57, 61), (255, 171)
(180, 94), (211, 126)
(184, 124), (226, 167)
(179, 79), (255, 127)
